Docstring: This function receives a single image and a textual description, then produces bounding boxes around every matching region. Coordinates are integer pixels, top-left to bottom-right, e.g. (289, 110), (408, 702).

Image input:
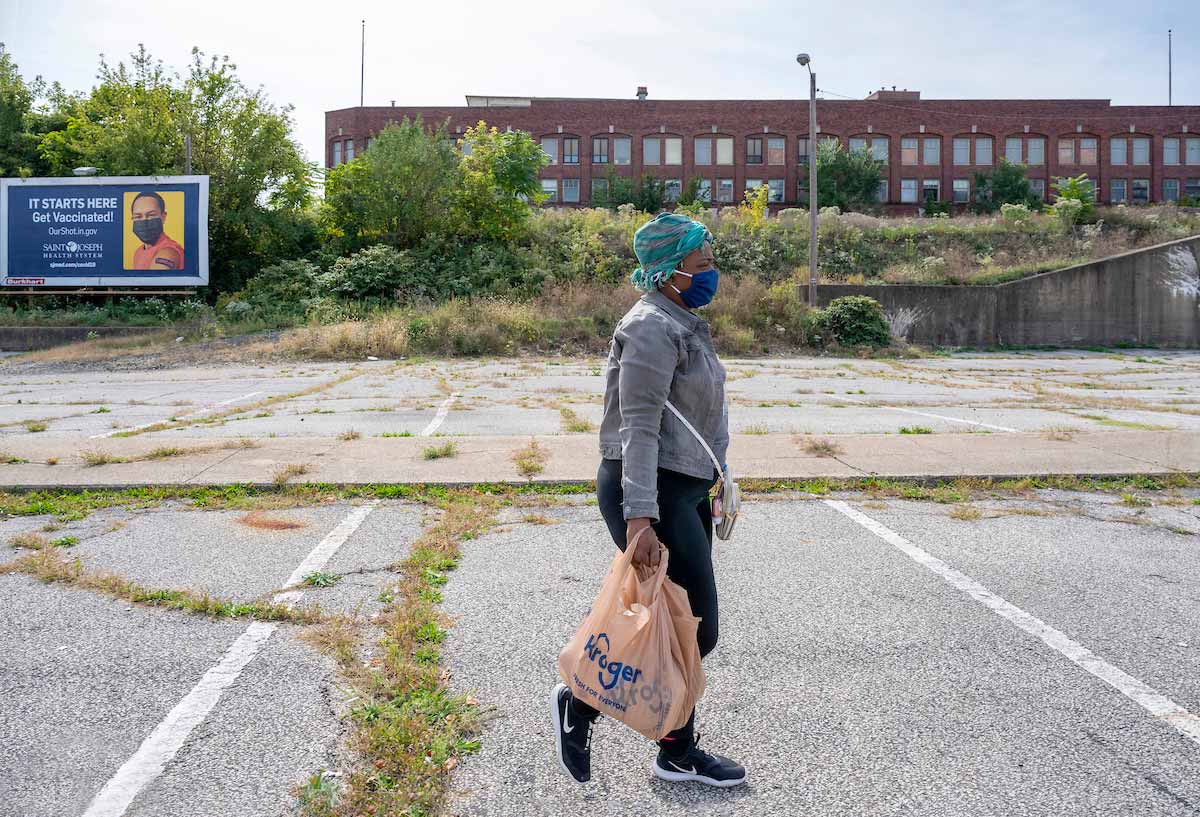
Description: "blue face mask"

(670, 267), (719, 308)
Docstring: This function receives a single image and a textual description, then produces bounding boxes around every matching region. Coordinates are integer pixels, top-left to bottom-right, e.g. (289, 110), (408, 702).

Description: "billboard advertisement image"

(0, 175), (208, 287)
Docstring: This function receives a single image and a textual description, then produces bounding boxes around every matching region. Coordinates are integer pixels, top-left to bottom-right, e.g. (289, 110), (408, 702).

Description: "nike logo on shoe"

(669, 760), (696, 775)
(562, 704), (575, 733)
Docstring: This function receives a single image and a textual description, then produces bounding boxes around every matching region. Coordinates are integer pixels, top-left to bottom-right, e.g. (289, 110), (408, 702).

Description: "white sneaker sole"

(550, 683), (587, 784)
(653, 758), (746, 788)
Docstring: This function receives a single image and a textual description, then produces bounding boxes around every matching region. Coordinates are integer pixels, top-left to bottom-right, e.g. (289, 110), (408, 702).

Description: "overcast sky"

(3, 0), (1196, 167)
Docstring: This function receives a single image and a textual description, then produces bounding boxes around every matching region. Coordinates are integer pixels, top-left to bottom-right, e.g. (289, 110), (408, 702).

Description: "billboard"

(0, 175), (209, 287)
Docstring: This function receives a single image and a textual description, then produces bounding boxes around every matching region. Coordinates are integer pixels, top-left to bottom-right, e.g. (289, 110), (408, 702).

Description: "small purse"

(663, 400), (740, 540)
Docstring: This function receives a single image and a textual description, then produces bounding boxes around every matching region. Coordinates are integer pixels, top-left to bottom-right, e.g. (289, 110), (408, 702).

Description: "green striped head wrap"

(629, 212), (712, 292)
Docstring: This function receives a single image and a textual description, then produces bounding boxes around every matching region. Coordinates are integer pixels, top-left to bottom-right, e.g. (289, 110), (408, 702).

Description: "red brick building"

(325, 88), (1200, 210)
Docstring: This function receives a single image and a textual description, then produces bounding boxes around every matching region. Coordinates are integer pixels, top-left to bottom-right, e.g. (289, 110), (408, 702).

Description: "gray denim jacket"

(598, 289), (729, 522)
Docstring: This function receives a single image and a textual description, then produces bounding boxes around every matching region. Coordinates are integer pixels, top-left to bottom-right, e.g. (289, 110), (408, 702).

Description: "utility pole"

(360, 19), (366, 107)
(797, 53), (818, 307)
(1168, 29), (1173, 107)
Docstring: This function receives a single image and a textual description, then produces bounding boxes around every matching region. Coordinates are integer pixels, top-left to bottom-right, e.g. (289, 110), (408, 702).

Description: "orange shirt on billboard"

(133, 233), (185, 271)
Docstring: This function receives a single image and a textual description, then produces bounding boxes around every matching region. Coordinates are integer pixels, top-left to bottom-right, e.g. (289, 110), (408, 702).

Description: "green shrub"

(820, 295), (890, 348)
(228, 258), (320, 314)
(319, 245), (416, 300)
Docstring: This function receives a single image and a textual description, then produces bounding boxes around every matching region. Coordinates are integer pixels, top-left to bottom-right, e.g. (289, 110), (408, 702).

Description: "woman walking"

(550, 212), (745, 788)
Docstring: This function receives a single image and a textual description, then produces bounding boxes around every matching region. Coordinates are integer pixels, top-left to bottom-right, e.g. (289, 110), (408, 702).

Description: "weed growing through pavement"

(949, 504), (983, 521)
(238, 511), (307, 530)
(798, 436), (843, 457)
(24, 421), (48, 433)
(302, 571), (341, 588)
(272, 463), (312, 485)
(899, 426), (934, 434)
(338, 429), (362, 441)
(379, 431), (413, 437)
(301, 490), (495, 817)
(1042, 426), (1077, 441)
(293, 769), (339, 817)
(81, 439), (257, 467)
(422, 441), (458, 460)
(742, 424), (770, 435)
(0, 545), (322, 623)
(51, 535), (78, 547)
(513, 438), (547, 478)
(558, 407), (595, 433)
(8, 532), (48, 549)
(1120, 493), (1153, 508)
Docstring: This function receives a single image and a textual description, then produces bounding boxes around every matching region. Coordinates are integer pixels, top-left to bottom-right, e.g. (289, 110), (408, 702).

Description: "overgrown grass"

(272, 463), (312, 485)
(513, 438), (548, 478)
(81, 439), (257, 467)
(798, 435), (843, 457)
(0, 544), (322, 623)
(422, 441), (458, 460)
(558, 407), (595, 433)
(306, 490), (496, 817)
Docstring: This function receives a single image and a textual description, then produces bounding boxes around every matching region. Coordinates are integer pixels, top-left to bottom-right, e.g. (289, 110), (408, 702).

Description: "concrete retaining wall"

(0, 326), (161, 352)
(809, 235), (1200, 348)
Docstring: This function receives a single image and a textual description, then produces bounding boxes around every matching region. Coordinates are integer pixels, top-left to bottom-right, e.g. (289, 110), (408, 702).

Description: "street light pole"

(797, 53), (818, 306)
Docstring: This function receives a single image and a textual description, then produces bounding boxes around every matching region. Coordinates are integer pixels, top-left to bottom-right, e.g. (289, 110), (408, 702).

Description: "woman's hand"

(627, 518), (662, 569)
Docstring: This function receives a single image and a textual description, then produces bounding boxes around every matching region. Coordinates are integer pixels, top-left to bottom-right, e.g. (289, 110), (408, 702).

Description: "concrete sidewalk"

(0, 429), (1196, 488)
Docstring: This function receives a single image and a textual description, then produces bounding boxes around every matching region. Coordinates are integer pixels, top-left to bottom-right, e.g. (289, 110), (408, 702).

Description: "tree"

(1052, 174), (1096, 221)
(36, 46), (316, 294)
(802, 140), (884, 212)
(595, 169), (635, 209)
(631, 173), (666, 213)
(676, 177), (705, 206)
(453, 121), (548, 242)
(0, 43), (72, 177)
(972, 159), (1040, 212)
(324, 117), (460, 250)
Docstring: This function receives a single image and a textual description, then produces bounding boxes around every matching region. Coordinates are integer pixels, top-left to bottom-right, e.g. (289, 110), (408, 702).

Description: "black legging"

(570, 457), (719, 747)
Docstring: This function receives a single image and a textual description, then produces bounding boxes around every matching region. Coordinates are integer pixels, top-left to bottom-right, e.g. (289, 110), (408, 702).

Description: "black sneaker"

(652, 735), (746, 788)
(550, 682), (593, 783)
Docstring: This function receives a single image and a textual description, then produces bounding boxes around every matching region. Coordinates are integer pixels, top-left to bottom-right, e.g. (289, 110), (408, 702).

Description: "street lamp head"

(796, 53), (810, 66)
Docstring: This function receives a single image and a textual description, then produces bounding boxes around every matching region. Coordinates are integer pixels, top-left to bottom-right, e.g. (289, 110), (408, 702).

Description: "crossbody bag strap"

(663, 399), (724, 479)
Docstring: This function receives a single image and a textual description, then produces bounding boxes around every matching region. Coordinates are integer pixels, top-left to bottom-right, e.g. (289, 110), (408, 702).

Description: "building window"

(613, 137), (631, 165)
(664, 179), (682, 202)
(1164, 137), (1180, 166)
(698, 179), (712, 202)
(976, 137), (992, 165)
(1163, 179), (1179, 201)
(953, 179), (970, 203)
(1058, 139), (1075, 165)
(716, 137), (733, 165)
(1028, 138), (1045, 165)
(797, 137), (811, 164)
(331, 141), (342, 166)
(1110, 137), (1127, 165)
(871, 137), (889, 163)
(1188, 138), (1200, 166)
(876, 180), (888, 202)
(563, 137), (579, 165)
(541, 178), (558, 203)
(1187, 179), (1200, 199)
(695, 137), (712, 166)
(1079, 137), (1098, 164)
(922, 179), (940, 202)
(643, 137), (661, 166)
(849, 137), (867, 154)
(767, 137), (786, 165)
(345, 140), (354, 162)
(1029, 178), (1046, 200)
(923, 137), (940, 165)
(1131, 179), (1149, 204)
(591, 177), (609, 204)
(541, 137), (557, 164)
(746, 137), (763, 164)
(901, 137), (919, 166)
(366, 136), (375, 151)
(901, 178), (918, 203)
(662, 136), (681, 165)
(953, 137), (970, 166)
(767, 179), (785, 203)
(744, 178), (764, 192)
(561, 178), (579, 203)
(1110, 178), (1127, 204)
(717, 178), (734, 202)
(1005, 137), (1022, 164)
(592, 137), (609, 164)
(664, 137), (682, 166)
(1132, 138), (1150, 166)
(460, 139), (473, 156)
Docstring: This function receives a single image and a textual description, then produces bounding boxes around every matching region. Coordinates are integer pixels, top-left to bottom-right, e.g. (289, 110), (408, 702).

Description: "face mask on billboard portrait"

(132, 216), (164, 246)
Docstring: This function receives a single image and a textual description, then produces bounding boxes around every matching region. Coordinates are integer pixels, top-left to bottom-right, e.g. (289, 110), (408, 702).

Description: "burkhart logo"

(584, 632), (643, 690)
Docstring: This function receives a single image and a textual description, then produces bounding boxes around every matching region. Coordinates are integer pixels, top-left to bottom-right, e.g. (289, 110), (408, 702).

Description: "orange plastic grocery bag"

(557, 528), (706, 741)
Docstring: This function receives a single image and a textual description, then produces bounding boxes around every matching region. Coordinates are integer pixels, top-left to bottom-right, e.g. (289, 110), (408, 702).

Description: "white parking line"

(420, 392), (460, 436)
(837, 396), (1020, 433)
(80, 503), (377, 817)
(824, 499), (1200, 748)
(89, 391), (263, 439)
